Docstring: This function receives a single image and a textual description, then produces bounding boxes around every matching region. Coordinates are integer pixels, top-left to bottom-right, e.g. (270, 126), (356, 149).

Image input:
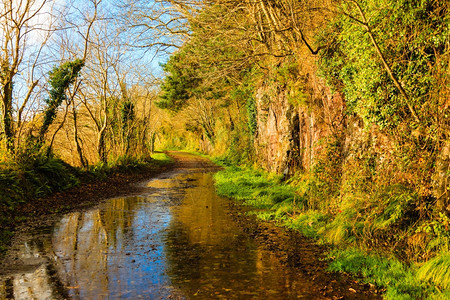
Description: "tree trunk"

(72, 100), (87, 167)
(97, 123), (107, 163)
(47, 101), (70, 157)
(1, 80), (14, 153)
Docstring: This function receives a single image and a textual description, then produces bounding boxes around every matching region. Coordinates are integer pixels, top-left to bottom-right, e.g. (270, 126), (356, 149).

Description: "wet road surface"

(0, 153), (379, 299)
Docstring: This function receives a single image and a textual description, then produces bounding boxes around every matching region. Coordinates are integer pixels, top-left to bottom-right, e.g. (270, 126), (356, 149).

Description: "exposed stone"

(253, 67), (346, 175)
(433, 141), (450, 210)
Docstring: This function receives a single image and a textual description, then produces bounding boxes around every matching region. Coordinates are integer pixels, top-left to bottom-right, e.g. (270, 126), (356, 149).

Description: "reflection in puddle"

(1, 171), (324, 299)
(2, 265), (53, 299)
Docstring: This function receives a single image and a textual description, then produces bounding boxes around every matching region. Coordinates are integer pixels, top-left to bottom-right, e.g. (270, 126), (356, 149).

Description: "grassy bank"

(0, 152), (173, 253)
(213, 165), (450, 299)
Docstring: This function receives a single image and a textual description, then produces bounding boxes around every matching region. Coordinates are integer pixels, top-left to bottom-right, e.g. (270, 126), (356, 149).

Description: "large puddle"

(0, 169), (330, 299)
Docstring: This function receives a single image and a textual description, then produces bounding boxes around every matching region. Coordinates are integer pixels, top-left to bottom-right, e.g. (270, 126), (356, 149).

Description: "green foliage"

(214, 167), (269, 201)
(0, 150), (173, 211)
(324, 211), (357, 245)
(298, 136), (344, 210)
(230, 68), (260, 138)
(329, 249), (450, 299)
(213, 161), (450, 298)
(151, 152), (173, 164)
(246, 96), (257, 137)
(1, 153), (173, 206)
(270, 61), (308, 108)
(0, 229), (12, 253)
(314, 183), (420, 249)
(416, 213), (450, 254)
(0, 168), (24, 208)
(318, 0), (448, 129)
(121, 100), (136, 154)
(27, 156), (79, 197)
(254, 211), (277, 222)
(371, 185), (418, 230)
(121, 100), (135, 124)
(105, 153), (172, 172)
(0, 149), (175, 255)
(158, 53), (200, 112)
(0, 151), (79, 208)
(285, 211), (329, 239)
(223, 132), (255, 166)
(108, 155), (143, 170)
(156, 2), (257, 157)
(40, 59), (84, 139)
(156, 0), (449, 297)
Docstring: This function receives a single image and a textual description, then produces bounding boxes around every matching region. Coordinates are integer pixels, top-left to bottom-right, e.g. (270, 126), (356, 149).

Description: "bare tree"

(119, 0), (201, 55)
(85, 22), (126, 162)
(46, 0), (102, 166)
(0, 0), (57, 153)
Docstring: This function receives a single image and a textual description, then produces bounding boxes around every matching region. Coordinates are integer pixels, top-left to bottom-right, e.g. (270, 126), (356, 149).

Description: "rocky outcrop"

(252, 58), (448, 214)
(433, 141), (450, 210)
(253, 67), (346, 176)
(254, 85), (291, 173)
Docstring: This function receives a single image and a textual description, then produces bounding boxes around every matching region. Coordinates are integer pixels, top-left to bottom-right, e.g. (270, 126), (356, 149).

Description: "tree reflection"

(0, 248), (68, 299)
(51, 197), (141, 298)
(1, 171), (325, 299)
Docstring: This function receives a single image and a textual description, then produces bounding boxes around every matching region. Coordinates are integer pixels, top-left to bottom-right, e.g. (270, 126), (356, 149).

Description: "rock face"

(252, 59), (448, 209)
(433, 141), (450, 209)
(254, 85), (291, 173)
(253, 68), (346, 176)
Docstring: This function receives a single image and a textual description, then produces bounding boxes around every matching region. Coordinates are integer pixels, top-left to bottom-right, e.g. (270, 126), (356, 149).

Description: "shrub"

(0, 168), (23, 208)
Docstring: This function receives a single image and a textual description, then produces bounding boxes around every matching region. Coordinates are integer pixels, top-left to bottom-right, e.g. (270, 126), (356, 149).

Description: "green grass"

(328, 249), (450, 299)
(285, 210), (329, 239)
(214, 166), (301, 210)
(328, 249), (425, 299)
(417, 252), (450, 291)
(151, 152), (173, 164)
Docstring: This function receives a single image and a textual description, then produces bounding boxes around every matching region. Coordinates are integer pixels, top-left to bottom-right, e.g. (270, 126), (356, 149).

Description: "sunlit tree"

(0, 0), (59, 153)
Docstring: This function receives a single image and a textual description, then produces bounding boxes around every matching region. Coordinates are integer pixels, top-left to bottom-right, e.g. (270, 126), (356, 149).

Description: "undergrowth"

(0, 153), (79, 208)
(328, 249), (450, 299)
(213, 164), (450, 299)
(328, 249), (425, 299)
(0, 151), (79, 253)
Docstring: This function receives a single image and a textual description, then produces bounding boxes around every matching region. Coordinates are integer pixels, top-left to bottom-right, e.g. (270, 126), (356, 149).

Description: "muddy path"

(0, 152), (380, 299)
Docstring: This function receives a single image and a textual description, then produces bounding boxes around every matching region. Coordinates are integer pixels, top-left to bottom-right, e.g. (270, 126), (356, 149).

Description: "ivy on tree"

(39, 59), (85, 141)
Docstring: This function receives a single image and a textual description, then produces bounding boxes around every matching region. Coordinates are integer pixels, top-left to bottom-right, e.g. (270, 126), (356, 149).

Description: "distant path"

(166, 151), (220, 171)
